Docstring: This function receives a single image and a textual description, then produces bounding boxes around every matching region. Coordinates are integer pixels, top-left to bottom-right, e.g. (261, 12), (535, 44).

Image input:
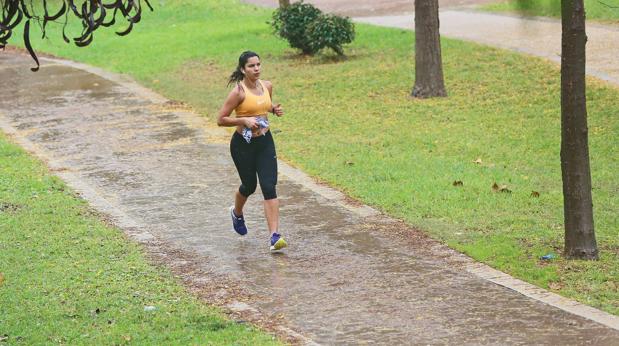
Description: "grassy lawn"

(8, 0), (619, 315)
(483, 0), (619, 23)
(0, 133), (279, 344)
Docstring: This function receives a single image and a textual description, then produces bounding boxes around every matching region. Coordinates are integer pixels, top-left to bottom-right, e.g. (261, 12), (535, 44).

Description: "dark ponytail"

(227, 50), (260, 87)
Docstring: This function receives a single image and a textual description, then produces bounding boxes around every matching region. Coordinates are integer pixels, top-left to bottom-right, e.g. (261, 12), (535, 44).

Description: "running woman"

(217, 51), (288, 252)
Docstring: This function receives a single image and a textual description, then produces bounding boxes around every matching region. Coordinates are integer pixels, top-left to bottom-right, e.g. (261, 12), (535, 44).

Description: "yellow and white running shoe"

(269, 232), (288, 252)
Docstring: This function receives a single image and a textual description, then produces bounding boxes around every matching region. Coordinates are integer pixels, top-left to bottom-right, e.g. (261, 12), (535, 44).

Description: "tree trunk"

(412, 0), (446, 98)
(561, 0), (598, 260)
(279, 0), (290, 8)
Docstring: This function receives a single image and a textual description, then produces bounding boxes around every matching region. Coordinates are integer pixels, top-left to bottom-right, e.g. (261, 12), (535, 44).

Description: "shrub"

(271, 1), (323, 55)
(271, 1), (355, 56)
(306, 14), (355, 56)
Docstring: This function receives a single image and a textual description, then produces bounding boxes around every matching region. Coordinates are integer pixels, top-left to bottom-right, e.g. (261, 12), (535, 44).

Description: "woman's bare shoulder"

(262, 80), (273, 95)
(228, 83), (245, 98)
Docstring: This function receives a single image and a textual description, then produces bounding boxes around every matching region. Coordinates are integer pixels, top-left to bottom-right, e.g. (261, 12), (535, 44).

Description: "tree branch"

(1, 0), (153, 71)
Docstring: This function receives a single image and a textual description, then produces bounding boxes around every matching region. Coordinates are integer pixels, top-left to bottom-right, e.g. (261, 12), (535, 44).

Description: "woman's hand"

(243, 117), (258, 129)
(271, 103), (284, 117)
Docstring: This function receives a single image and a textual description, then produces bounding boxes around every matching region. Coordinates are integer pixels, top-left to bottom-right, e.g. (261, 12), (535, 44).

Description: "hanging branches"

(0, 0), (153, 71)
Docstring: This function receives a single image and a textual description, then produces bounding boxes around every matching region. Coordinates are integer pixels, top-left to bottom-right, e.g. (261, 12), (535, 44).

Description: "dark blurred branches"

(0, 0), (153, 71)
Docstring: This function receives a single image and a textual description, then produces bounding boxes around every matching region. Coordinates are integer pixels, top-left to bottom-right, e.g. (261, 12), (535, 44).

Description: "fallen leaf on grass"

(452, 180), (463, 187)
(492, 183), (511, 193)
(473, 158), (483, 165)
(531, 191), (540, 198)
(0, 202), (21, 213)
(345, 161), (354, 166)
(548, 282), (564, 290)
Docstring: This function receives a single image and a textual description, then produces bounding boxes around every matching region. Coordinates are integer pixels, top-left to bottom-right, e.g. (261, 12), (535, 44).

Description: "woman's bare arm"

(217, 86), (256, 128)
(263, 80), (284, 117)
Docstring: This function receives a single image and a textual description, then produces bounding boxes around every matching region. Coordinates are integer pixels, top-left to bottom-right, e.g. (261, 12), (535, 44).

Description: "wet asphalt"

(2, 51), (618, 345)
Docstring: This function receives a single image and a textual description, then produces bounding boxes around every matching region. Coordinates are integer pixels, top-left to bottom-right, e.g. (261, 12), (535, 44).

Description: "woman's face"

(242, 56), (261, 80)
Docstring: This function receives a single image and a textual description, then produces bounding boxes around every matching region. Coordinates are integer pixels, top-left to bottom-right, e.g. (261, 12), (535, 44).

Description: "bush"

(306, 14), (355, 56)
(271, 2), (323, 55)
(271, 1), (355, 56)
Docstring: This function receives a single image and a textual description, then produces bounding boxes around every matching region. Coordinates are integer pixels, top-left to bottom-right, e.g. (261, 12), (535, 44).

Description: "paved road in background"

(246, 0), (619, 85)
(355, 11), (619, 85)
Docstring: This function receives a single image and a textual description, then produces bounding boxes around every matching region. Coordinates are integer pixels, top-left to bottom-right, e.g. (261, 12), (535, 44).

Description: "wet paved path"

(2, 52), (619, 344)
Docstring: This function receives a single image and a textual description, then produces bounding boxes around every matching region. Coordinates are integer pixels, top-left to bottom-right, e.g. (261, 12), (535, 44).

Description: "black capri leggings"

(230, 130), (278, 200)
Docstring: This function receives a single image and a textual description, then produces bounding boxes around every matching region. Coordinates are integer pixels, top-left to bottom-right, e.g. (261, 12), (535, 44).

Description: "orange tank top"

(235, 80), (272, 117)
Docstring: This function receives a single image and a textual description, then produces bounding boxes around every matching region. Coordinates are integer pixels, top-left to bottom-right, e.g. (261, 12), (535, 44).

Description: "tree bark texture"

(412, 0), (447, 98)
(279, 0), (290, 8)
(560, 0), (598, 259)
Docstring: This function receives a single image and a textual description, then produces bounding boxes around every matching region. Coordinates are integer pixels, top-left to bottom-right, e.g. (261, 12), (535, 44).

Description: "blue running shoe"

(230, 206), (247, 235)
(269, 232), (287, 251)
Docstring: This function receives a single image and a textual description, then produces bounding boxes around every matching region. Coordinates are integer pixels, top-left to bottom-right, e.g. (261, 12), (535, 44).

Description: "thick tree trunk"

(412, 0), (446, 98)
(561, 0), (598, 259)
(279, 0), (290, 8)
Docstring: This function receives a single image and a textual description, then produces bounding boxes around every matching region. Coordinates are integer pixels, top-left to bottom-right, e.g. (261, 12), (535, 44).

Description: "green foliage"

(307, 14), (355, 56)
(271, 1), (322, 54)
(271, 1), (355, 55)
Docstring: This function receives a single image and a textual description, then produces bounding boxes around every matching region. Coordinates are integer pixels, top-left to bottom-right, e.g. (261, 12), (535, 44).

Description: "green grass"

(9, 0), (619, 315)
(0, 133), (279, 344)
(483, 0), (619, 23)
